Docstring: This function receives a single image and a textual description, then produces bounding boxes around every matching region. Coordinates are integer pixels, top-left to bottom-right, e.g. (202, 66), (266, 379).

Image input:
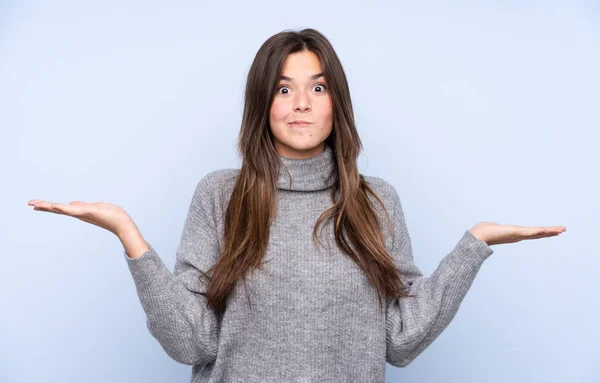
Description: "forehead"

(280, 51), (323, 79)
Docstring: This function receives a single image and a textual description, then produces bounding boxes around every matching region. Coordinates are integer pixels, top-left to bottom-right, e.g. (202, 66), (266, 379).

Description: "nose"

(293, 90), (311, 112)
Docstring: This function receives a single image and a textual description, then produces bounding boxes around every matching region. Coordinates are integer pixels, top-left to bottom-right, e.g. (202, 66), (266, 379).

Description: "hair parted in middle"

(200, 28), (415, 316)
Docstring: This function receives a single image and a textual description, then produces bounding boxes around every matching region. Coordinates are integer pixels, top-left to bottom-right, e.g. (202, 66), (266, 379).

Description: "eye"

(313, 83), (327, 92)
(277, 85), (290, 94)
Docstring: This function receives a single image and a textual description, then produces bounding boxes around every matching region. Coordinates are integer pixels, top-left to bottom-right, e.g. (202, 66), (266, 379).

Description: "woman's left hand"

(469, 221), (567, 246)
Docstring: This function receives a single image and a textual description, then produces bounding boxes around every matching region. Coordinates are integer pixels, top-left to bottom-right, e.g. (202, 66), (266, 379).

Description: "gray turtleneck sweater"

(123, 145), (494, 382)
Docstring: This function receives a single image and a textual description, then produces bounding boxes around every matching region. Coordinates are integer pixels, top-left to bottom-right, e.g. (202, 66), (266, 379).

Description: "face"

(269, 50), (333, 159)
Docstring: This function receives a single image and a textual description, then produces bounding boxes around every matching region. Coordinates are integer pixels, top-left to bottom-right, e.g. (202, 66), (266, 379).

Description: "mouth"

(288, 122), (313, 127)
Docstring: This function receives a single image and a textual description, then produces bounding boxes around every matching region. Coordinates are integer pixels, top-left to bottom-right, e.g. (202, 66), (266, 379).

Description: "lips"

(289, 121), (312, 126)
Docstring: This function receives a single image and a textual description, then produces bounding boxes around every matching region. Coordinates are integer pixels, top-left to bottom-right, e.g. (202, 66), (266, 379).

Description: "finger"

(522, 226), (546, 236)
(33, 205), (62, 214)
(550, 226), (567, 232)
(526, 230), (562, 240)
(52, 202), (78, 215)
(514, 227), (547, 240)
(524, 226), (567, 232)
(522, 226), (563, 236)
(51, 204), (68, 215)
(540, 226), (566, 234)
(33, 202), (73, 216)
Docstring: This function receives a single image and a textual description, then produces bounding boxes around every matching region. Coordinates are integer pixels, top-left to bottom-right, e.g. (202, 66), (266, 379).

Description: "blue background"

(3, 1), (598, 382)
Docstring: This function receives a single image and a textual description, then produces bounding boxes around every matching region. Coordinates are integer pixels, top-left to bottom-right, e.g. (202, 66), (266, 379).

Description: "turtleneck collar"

(277, 144), (337, 191)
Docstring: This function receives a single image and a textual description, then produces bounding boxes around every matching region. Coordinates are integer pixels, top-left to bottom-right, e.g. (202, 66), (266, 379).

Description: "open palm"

(27, 199), (133, 237)
(470, 221), (567, 246)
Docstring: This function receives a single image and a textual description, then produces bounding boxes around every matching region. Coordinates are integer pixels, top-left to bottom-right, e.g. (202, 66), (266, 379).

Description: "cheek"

(269, 101), (288, 123)
(318, 98), (333, 122)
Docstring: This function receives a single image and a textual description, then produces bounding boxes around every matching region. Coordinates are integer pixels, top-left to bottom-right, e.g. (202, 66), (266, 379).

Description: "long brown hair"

(202, 28), (414, 315)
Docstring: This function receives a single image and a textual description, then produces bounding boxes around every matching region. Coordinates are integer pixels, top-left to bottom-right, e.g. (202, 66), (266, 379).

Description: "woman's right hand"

(27, 199), (136, 238)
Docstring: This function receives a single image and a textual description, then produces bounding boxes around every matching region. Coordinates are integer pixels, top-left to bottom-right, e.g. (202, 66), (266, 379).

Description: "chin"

(275, 139), (328, 159)
(289, 142), (323, 150)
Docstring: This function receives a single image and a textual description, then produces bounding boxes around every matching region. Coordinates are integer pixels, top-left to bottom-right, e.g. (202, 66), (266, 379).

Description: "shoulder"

(197, 168), (241, 194)
(361, 175), (406, 245)
(361, 174), (401, 207)
(192, 168), (241, 215)
(199, 168), (241, 187)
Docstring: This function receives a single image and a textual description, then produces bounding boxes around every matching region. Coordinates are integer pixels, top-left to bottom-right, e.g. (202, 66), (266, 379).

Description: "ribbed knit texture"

(124, 144), (494, 382)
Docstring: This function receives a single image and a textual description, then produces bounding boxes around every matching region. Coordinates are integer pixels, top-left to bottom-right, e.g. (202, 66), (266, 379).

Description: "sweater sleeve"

(385, 187), (494, 367)
(123, 174), (221, 366)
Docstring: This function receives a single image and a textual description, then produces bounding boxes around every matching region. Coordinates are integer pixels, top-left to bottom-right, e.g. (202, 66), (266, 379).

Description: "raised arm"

(122, 174), (222, 365)
(28, 173), (223, 365)
(384, 186), (494, 367)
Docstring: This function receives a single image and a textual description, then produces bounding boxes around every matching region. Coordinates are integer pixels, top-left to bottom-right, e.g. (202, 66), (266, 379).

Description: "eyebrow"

(280, 72), (324, 81)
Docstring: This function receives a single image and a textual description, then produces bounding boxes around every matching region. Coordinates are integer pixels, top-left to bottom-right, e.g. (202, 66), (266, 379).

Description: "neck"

(277, 144), (337, 192)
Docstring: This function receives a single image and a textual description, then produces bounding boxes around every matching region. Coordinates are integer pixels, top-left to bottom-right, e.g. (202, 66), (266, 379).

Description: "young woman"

(28, 28), (566, 382)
